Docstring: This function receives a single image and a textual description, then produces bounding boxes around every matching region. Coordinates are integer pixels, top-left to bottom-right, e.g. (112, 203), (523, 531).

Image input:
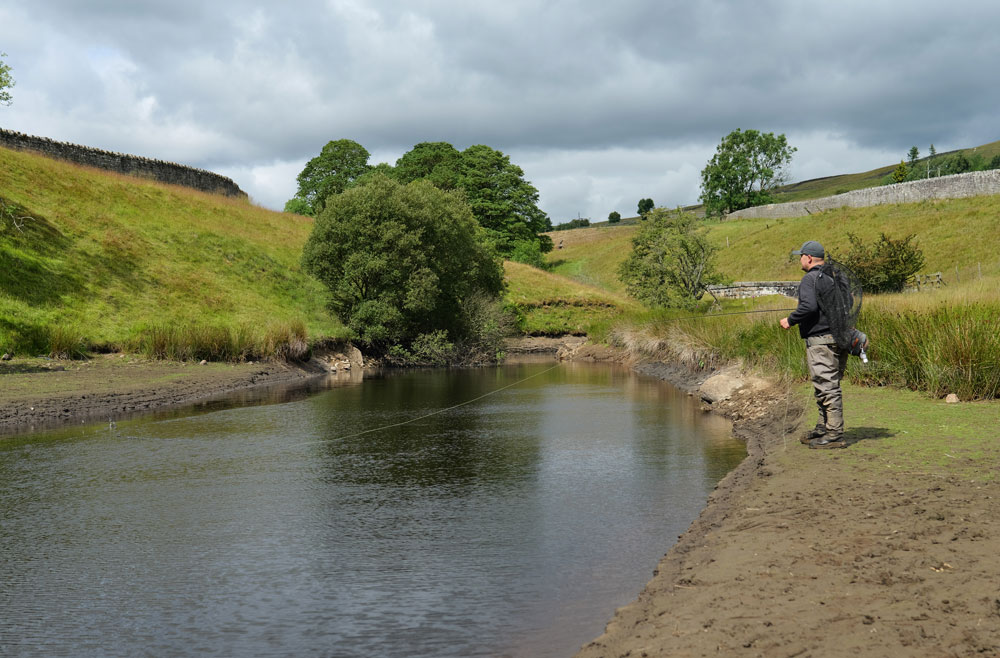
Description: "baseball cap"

(791, 240), (825, 258)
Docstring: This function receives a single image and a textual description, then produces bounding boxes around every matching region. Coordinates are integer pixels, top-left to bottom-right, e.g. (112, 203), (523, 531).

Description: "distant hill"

(0, 144), (345, 356)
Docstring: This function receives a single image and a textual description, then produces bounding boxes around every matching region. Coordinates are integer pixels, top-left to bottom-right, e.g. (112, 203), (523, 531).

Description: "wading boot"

(800, 425), (827, 445)
(809, 434), (846, 449)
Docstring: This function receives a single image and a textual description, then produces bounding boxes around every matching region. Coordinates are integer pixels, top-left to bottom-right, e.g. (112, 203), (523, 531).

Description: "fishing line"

(285, 308), (795, 449)
(664, 307), (797, 322)
(285, 363), (562, 449)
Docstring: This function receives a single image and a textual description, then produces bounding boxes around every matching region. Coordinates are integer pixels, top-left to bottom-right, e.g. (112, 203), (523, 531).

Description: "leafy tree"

(618, 208), (724, 309)
(928, 144), (936, 158)
(890, 161), (909, 184)
(393, 142), (462, 189)
(285, 139), (372, 216)
(907, 146), (920, 168)
(837, 232), (924, 294)
(699, 129), (796, 216)
(988, 154), (1000, 170)
(0, 52), (14, 106)
(457, 144), (552, 256)
(301, 173), (504, 353)
(608, 211), (621, 224)
(637, 198), (654, 217)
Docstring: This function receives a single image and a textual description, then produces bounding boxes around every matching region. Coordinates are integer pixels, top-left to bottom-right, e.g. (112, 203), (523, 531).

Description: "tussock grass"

(124, 320), (310, 362)
(0, 146), (346, 360)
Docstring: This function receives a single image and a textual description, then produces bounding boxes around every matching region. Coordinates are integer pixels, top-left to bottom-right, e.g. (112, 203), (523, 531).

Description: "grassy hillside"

(504, 260), (641, 335)
(0, 146), (346, 357)
(771, 139), (1000, 204)
(538, 195), (1000, 290)
(522, 194), (1000, 398)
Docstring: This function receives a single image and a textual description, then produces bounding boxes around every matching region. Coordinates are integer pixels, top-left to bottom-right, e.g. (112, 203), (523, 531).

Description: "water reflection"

(0, 363), (744, 658)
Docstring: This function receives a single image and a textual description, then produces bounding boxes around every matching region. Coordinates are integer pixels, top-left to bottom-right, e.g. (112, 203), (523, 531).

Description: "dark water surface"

(0, 361), (744, 657)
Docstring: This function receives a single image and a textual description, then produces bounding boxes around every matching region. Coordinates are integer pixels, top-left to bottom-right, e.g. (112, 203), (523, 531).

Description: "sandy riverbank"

(573, 359), (1000, 657)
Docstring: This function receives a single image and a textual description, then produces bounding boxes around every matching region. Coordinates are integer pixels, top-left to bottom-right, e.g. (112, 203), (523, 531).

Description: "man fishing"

(779, 240), (849, 449)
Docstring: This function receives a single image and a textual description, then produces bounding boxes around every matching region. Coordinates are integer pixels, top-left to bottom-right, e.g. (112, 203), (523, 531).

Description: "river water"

(0, 361), (744, 657)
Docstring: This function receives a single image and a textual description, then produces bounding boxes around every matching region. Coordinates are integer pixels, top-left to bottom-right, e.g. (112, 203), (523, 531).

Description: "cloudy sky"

(2, 1), (998, 222)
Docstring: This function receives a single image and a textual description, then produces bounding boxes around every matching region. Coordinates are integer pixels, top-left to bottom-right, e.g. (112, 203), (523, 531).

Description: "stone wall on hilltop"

(0, 128), (247, 199)
(727, 169), (1000, 220)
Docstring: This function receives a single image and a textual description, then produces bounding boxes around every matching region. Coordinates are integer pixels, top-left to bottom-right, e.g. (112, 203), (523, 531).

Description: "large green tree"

(699, 129), (796, 216)
(456, 144), (552, 255)
(0, 52), (14, 106)
(301, 173), (504, 351)
(393, 141), (462, 189)
(618, 208), (724, 309)
(285, 139), (372, 216)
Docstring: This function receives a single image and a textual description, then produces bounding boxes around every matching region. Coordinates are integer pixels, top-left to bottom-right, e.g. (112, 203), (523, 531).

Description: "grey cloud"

(2, 0), (998, 220)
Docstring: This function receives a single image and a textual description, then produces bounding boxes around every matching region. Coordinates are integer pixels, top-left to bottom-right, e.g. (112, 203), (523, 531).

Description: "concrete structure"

(726, 169), (1000, 220)
(0, 128), (246, 199)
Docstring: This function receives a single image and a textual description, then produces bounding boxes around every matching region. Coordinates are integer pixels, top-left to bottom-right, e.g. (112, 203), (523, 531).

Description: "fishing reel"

(849, 329), (869, 364)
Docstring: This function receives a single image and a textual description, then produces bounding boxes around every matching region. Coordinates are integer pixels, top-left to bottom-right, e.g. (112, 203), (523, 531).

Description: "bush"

(837, 232), (925, 294)
(301, 173), (505, 357)
(608, 211), (621, 224)
(618, 209), (725, 309)
(508, 239), (546, 268)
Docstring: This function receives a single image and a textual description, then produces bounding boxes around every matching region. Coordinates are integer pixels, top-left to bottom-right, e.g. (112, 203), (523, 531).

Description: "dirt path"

(575, 362), (1000, 657)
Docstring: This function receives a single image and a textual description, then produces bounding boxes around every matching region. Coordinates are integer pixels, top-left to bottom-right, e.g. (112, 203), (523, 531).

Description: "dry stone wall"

(707, 281), (799, 299)
(0, 128), (246, 199)
(726, 169), (1000, 220)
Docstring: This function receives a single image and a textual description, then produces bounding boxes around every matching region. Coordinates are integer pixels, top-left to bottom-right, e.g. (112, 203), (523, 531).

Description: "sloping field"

(504, 260), (641, 335)
(0, 146), (345, 355)
(542, 196), (1000, 292)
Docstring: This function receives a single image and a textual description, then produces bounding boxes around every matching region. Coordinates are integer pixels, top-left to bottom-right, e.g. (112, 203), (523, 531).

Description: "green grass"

(540, 195), (1000, 296)
(840, 384), (1000, 483)
(544, 224), (638, 294)
(530, 192), (1000, 399)
(503, 260), (642, 336)
(0, 146), (346, 358)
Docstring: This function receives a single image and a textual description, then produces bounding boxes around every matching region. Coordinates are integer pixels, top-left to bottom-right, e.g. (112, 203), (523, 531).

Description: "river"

(0, 360), (744, 657)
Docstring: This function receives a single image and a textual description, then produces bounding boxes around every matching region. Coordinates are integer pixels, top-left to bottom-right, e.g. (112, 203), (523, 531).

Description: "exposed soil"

(3, 341), (998, 656)
(575, 361), (1000, 657)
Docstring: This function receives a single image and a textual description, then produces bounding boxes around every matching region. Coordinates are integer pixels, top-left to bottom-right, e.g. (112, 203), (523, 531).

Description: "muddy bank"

(0, 345), (364, 438)
(575, 353), (1000, 656)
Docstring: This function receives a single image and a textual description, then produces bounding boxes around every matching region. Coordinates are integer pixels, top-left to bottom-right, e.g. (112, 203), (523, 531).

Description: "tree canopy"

(285, 139), (371, 216)
(699, 129), (796, 216)
(393, 141), (462, 189)
(456, 144), (552, 255)
(637, 198), (654, 216)
(301, 173), (505, 352)
(618, 208), (724, 309)
(0, 53), (14, 106)
(290, 138), (552, 262)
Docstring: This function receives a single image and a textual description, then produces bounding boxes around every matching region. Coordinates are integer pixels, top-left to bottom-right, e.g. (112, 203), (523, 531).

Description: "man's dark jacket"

(787, 264), (834, 339)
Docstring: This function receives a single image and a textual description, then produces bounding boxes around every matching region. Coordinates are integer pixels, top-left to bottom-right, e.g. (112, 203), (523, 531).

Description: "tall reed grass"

(617, 291), (1000, 400)
(122, 320), (310, 362)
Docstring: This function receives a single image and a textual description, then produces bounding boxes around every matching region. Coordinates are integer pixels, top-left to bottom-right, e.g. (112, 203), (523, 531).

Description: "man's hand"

(779, 317), (791, 330)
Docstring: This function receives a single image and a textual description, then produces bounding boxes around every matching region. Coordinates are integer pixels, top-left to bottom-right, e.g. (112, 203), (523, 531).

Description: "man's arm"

(780, 272), (816, 330)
